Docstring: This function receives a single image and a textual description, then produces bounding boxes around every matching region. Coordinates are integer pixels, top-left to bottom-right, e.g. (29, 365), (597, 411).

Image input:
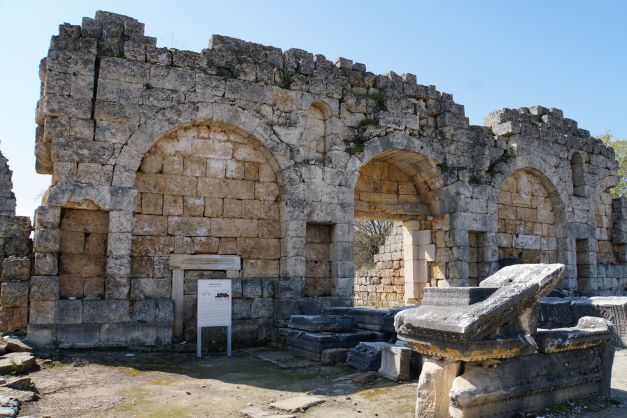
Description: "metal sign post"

(197, 279), (232, 358)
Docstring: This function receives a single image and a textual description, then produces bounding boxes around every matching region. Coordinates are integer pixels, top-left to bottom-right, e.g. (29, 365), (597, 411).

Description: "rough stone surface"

(320, 348), (348, 364)
(287, 315), (356, 332)
(1, 9), (621, 349)
(346, 341), (392, 371)
(395, 264), (565, 360)
(283, 328), (381, 361)
(378, 344), (412, 381)
(0, 150), (32, 334)
(540, 296), (627, 348)
(397, 264), (616, 418)
(0, 352), (37, 374)
(269, 395), (325, 413)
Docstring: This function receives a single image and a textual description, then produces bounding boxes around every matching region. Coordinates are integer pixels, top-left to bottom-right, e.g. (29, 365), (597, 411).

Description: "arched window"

(571, 152), (585, 197)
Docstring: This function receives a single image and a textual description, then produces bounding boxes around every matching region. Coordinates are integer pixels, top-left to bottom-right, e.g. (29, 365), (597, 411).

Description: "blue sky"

(1, 0), (626, 217)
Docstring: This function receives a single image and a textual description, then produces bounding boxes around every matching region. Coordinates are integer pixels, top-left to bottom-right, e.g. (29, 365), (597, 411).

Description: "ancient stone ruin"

(395, 264), (615, 417)
(0, 149), (32, 332)
(0, 10), (621, 356)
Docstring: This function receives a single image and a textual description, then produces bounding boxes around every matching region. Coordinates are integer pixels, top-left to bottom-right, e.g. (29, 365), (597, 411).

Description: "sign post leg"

(197, 327), (202, 359)
(227, 325), (232, 357)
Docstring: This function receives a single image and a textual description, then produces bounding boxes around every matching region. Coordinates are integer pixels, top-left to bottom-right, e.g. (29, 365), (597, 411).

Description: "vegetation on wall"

(598, 131), (626, 198)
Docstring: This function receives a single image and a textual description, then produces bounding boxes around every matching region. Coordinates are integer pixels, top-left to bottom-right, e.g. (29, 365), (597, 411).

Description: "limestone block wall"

(497, 170), (558, 266)
(0, 150), (32, 333)
(354, 223), (404, 307)
(21, 11), (625, 347)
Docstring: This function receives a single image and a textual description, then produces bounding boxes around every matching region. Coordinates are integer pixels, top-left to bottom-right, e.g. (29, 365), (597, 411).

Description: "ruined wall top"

(38, 10), (615, 163)
(0, 147), (16, 216)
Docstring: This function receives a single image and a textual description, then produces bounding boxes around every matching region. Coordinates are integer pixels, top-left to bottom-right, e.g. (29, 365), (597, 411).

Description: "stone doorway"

(352, 151), (446, 307)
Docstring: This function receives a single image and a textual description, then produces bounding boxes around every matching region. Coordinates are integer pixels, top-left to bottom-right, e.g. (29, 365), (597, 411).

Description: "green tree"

(597, 131), (626, 198)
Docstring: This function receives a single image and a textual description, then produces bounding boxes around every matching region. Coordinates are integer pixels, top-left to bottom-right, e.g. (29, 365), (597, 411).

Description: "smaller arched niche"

(570, 152), (585, 197)
(302, 102), (329, 161)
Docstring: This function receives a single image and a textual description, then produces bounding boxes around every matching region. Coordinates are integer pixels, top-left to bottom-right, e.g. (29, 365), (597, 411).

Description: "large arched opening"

(496, 168), (568, 282)
(352, 149), (448, 307)
(132, 121), (284, 342)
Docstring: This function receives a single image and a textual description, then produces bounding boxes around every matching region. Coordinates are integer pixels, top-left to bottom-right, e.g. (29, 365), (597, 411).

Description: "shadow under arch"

(113, 102), (294, 188)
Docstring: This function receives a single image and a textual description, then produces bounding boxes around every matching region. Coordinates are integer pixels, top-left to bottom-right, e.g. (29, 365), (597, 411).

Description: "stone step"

(323, 306), (413, 333)
(287, 315), (356, 332)
(281, 328), (385, 361)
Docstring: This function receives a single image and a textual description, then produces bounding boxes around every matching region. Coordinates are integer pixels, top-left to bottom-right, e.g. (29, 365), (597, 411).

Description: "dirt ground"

(15, 348), (627, 418)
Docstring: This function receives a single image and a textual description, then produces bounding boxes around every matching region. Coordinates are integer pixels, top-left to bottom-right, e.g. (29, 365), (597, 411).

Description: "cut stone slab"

(282, 328), (382, 361)
(395, 264), (565, 361)
(3, 339), (32, 354)
(324, 306), (413, 333)
(570, 296), (627, 348)
(448, 345), (613, 418)
(288, 315), (356, 332)
(352, 371), (378, 384)
(379, 345), (412, 381)
(241, 406), (295, 418)
(269, 395), (325, 412)
(321, 348), (348, 364)
(535, 316), (612, 353)
(539, 297), (576, 328)
(252, 350), (318, 369)
(346, 342), (392, 371)
(0, 353), (37, 374)
(421, 287), (496, 306)
(0, 386), (35, 403)
(1, 377), (36, 393)
(0, 395), (19, 418)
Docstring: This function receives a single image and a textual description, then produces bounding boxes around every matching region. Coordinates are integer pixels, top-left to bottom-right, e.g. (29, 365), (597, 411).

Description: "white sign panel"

(197, 279), (232, 327)
(197, 279), (232, 358)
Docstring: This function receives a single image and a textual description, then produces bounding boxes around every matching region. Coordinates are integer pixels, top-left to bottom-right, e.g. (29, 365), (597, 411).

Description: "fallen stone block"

(536, 317), (613, 353)
(321, 348), (348, 364)
(378, 345), (412, 381)
(570, 296), (627, 348)
(241, 406), (295, 418)
(0, 352), (37, 374)
(4, 338), (33, 354)
(282, 328), (380, 361)
(0, 386), (36, 404)
(0, 395), (19, 418)
(269, 395), (325, 413)
(539, 296), (576, 328)
(324, 306), (413, 333)
(352, 371), (378, 384)
(253, 350), (318, 369)
(1, 377), (36, 393)
(346, 342), (392, 371)
(287, 315), (355, 332)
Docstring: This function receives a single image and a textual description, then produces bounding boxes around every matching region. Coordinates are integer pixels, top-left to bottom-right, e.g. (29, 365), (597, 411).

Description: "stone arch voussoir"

(112, 102), (293, 187)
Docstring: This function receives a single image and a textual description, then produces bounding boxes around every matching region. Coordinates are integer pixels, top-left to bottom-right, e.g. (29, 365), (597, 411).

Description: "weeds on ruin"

(366, 92), (387, 111)
(486, 150), (513, 175)
(359, 118), (378, 127)
(436, 161), (450, 173)
(346, 137), (365, 155)
(469, 175), (482, 185)
(281, 66), (294, 90)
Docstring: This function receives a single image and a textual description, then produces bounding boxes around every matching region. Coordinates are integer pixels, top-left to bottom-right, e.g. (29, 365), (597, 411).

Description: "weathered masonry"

(18, 11), (625, 347)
